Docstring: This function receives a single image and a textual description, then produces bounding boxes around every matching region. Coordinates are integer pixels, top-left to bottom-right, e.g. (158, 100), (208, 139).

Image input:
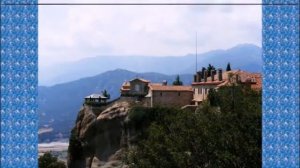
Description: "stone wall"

(151, 91), (193, 108)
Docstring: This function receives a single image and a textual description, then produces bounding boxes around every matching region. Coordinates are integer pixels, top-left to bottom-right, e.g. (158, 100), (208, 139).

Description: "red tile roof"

(121, 81), (130, 91)
(130, 78), (150, 83)
(234, 71), (262, 90)
(149, 85), (193, 92)
(122, 81), (130, 86)
(149, 83), (163, 86)
(249, 73), (262, 91)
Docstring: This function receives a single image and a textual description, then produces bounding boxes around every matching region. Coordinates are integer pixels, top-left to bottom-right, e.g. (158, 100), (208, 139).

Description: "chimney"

(194, 75), (197, 82)
(201, 70), (205, 80)
(235, 74), (240, 83)
(211, 70), (215, 81)
(162, 80), (167, 86)
(218, 68), (223, 81)
(197, 71), (202, 82)
(204, 70), (208, 82)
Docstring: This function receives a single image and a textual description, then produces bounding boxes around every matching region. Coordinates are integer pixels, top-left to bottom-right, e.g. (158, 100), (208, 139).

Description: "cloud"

(39, 0), (262, 67)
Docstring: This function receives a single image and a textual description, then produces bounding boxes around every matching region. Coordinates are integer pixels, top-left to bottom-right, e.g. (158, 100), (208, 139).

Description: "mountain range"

(38, 43), (262, 142)
(39, 44), (262, 86)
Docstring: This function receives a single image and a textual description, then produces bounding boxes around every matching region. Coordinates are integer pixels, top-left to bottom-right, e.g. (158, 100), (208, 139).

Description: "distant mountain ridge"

(38, 69), (193, 142)
(39, 44), (262, 86)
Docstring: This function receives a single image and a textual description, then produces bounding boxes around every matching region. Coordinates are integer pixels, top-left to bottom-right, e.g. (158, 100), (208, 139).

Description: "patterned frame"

(262, 1), (299, 167)
(1, 1), (38, 168)
(0, 0), (299, 168)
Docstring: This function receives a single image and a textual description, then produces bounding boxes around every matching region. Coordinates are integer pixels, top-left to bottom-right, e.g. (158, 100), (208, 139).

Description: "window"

(198, 88), (202, 94)
(160, 92), (162, 96)
(135, 84), (140, 92)
(178, 92), (181, 96)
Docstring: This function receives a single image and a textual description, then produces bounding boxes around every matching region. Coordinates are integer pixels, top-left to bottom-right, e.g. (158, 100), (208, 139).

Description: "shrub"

(39, 152), (66, 168)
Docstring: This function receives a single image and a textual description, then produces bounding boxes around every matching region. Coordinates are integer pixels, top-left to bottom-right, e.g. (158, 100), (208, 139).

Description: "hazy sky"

(39, 0), (262, 67)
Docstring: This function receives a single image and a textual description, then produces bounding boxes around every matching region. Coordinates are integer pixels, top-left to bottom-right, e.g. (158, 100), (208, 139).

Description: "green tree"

(226, 62), (232, 71)
(125, 86), (261, 168)
(207, 88), (219, 106)
(102, 89), (110, 99)
(173, 75), (183, 86)
(206, 64), (216, 77)
(39, 152), (66, 168)
(48, 161), (67, 168)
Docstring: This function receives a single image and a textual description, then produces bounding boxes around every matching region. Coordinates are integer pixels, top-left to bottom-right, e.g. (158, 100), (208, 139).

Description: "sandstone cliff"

(67, 97), (146, 168)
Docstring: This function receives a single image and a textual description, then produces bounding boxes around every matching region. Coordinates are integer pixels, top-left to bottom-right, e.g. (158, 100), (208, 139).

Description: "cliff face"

(67, 97), (145, 168)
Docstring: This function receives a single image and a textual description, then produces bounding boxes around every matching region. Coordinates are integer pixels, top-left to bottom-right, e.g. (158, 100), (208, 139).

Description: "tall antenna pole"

(196, 32), (198, 73)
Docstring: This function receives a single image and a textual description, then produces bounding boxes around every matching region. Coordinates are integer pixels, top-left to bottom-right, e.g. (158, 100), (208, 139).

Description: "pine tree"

(102, 90), (110, 99)
(207, 64), (213, 77)
(173, 75), (183, 86)
(226, 62), (232, 71)
(206, 64), (216, 77)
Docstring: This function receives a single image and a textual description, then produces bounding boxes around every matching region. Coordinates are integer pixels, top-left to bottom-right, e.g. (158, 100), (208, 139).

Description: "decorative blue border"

(0, 1), (299, 168)
(262, 1), (299, 168)
(1, 1), (38, 168)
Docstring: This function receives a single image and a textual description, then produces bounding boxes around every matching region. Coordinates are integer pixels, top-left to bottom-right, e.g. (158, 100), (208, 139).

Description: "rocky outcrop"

(67, 97), (145, 168)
